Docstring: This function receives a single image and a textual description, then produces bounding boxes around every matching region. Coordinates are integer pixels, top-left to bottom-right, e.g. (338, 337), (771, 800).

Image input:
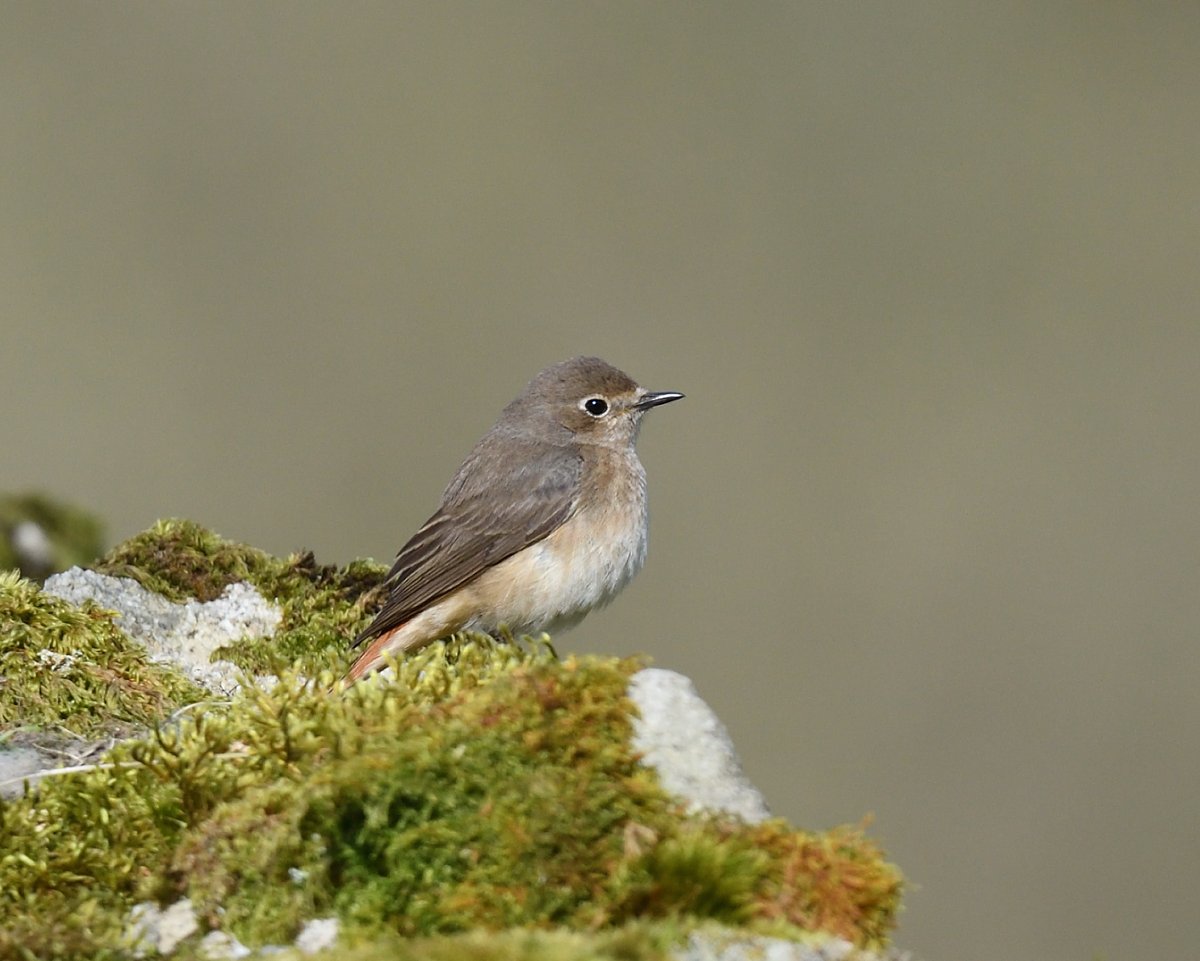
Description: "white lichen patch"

(45, 569), (282, 695)
(628, 668), (771, 824)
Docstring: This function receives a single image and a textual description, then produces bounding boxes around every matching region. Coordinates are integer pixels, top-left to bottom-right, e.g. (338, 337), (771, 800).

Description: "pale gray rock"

(0, 732), (117, 799)
(676, 929), (909, 961)
(127, 899), (199, 956)
(628, 668), (771, 823)
(44, 568), (281, 694)
(0, 747), (47, 800)
(294, 917), (340, 954)
(198, 930), (252, 960)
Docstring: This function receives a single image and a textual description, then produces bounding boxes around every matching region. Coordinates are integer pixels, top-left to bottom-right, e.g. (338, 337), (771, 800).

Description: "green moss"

(0, 520), (905, 959)
(609, 831), (767, 926)
(0, 570), (207, 737)
(174, 647), (896, 950)
(163, 646), (655, 942)
(93, 518), (384, 676)
(94, 518), (279, 602)
(0, 492), (105, 580)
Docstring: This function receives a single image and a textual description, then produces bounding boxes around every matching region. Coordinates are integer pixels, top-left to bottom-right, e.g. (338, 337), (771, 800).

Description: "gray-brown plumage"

(350, 356), (682, 680)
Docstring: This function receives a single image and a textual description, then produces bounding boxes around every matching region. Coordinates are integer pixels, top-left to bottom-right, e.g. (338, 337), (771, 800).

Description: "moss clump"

(178, 653), (675, 942)
(0, 492), (105, 580)
(171, 649), (897, 949)
(93, 518), (385, 675)
(0, 754), (185, 960)
(0, 638), (901, 958)
(0, 569), (207, 737)
(95, 518), (282, 602)
(740, 819), (901, 947)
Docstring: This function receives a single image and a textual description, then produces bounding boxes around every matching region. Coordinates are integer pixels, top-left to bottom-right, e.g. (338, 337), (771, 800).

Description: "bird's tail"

(346, 623), (405, 681)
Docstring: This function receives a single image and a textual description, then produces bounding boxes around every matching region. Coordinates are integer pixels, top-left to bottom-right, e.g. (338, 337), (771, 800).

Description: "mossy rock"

(93, 518), (385, 676)
(0, 521), (904, 959)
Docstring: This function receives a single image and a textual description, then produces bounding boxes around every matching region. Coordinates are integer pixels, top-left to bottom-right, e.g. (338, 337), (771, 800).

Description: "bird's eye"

(583, 397), (609, 417)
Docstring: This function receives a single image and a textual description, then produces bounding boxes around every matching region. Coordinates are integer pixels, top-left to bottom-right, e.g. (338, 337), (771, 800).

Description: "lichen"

(0, 521), (904, 960)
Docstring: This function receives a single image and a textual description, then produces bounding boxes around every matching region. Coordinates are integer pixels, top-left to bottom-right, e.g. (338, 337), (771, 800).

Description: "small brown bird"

(349, 356), (683, 680)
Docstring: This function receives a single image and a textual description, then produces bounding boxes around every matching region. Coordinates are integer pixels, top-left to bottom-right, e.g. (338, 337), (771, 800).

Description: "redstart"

(349, 356), (683, 679)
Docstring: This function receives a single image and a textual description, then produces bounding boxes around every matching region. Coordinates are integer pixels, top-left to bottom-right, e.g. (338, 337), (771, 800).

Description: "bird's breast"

(467, 449), (649, 635)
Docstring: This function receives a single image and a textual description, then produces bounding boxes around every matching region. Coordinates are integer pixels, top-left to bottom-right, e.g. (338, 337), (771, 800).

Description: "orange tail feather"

(347, 623), (407, 681)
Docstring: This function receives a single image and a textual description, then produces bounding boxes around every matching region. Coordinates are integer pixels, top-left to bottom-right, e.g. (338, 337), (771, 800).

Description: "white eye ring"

(582, 396), (609, 417)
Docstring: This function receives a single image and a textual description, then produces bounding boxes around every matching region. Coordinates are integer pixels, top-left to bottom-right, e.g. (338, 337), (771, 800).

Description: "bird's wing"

(354, 439), (581, 645)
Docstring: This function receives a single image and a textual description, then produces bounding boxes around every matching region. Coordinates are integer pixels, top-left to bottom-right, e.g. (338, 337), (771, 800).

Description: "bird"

(348, 355), (683, 680)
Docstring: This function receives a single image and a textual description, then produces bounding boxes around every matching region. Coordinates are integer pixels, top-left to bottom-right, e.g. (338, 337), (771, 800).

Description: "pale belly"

(465, 465), (650, 636)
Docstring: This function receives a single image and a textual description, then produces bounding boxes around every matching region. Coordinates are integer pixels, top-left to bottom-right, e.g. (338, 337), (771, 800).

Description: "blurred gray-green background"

(5, 4), (1199, 959)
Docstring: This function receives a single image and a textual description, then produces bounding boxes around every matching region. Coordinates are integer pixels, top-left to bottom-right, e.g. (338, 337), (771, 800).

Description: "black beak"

(633, 390), (685, 411)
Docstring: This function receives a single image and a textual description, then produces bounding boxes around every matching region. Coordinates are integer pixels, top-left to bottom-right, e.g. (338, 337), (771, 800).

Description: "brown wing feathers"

(353, 442), (581, 649)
